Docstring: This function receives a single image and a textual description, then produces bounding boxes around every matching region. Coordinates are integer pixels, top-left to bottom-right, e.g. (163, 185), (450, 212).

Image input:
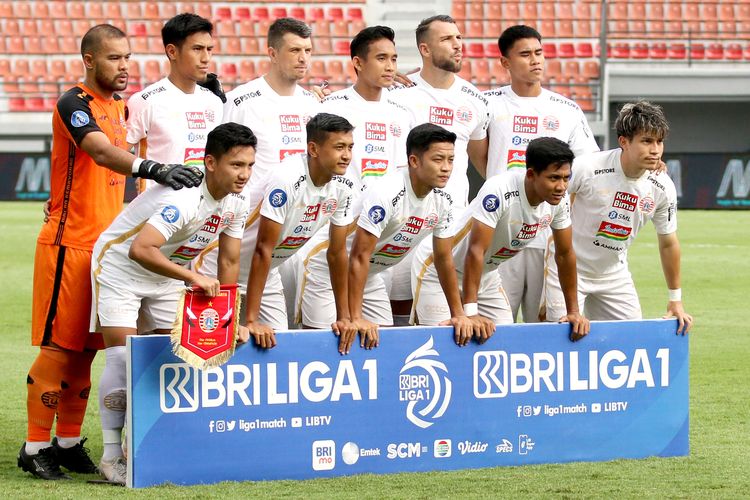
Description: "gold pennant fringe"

(170, 287), (241, 371)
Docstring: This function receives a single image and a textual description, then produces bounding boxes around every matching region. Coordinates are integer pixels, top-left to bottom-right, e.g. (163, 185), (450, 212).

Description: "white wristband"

(463, 303), (478, 316)
(668, 288), (682, 302)
(131, 157), (144, 175)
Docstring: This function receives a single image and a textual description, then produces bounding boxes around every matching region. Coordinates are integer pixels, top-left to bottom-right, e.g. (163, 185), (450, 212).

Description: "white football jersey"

(93, 182), (249, 283)
(566, 149), (678, 276)
(223, 76), (321, 197)
(389, 73), (489, 207)
(126, 78), (224, 169)
(484, 86), (598, 178)
(415, 170), (571, 275)
(321, 86), (410, 191)
(306, 169), (454, 279)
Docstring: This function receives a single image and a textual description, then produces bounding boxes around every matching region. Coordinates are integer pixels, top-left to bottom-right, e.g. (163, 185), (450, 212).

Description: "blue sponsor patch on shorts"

(70, 110), (90, 127)
(161, 205), (180, 223)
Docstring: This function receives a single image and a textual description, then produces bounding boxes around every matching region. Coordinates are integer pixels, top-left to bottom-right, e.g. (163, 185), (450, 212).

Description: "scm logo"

(386, 442), (425, 459)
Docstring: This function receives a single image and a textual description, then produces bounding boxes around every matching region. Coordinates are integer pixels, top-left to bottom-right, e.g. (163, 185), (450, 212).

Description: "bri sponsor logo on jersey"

(362, 159), (388, 177)
(542, 115), (560, 131)
(170, 246), (202, 263)
(612, 192), (638, 212)
(374, 243), (410, 259)
(429, 106), (454, 126)
(184, 148), (205, 167)
(201, 215), (221, 234)
(403, 216), (424, 235)
(186, 112), (206, 129)
(365, 122), (386, 141)
(279, 149), (305, 161)
(280, 115), (302, 133)
(507, 150), (526, 169)
(489, 247), (519, 261)
(516, 223), (539, 240)
(513, 115), (538, 134)
(301, 204), (321, 222)
(276, 235), (310, 250)
(596, 221), (632, 241)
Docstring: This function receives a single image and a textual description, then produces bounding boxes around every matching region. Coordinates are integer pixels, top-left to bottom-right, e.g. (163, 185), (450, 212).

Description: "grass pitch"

(0, 202), (748, 498)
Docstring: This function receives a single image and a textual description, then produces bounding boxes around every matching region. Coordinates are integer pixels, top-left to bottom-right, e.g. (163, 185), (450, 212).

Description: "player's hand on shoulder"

(197, 73), (227, 103)
(352, 318), (379, 350)
(332, 318), (358, 355)
(247, 321), (277, 349)
(560, 312), (590, 342)
(190, 274), (220, 297)
(472, 315), (496, 345)
(442, 315), (473, 346)
(135, 159), (203, 190)
(394, 68), (419, 88)
(310, 81), (332, 102)
(655, 160), (668, 175)
(664, 301), (693, 335)
(42, 198), (51, 223)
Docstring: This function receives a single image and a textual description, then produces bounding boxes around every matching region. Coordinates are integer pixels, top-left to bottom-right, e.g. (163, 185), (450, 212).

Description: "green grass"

(1, 202), (749, 498)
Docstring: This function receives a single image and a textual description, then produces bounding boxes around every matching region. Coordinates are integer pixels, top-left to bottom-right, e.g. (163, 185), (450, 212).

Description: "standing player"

(242, 113), (357, 347)
(19, 25), (201, 481)
(126, 13), (225, 192)
(473, 25), (599, 324)
(299, 124), (455, 353)
(387, 15), (490, 321)
(194, 18), (321, 306)
(542, 102), (692, 333)
(92, 123), (256, 484)
(412, 137), (589, 342)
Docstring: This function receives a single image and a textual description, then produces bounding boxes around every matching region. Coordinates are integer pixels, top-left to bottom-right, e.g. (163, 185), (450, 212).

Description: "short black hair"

(525, 137), (574, 174)
(350, 25), (395, 59)
(268, 18), (311, 50)
(80, 24), (127, 57)
(306, 113), (354, 145)
(406, 123), (457, 157)
(205, 123), (257, 161)
(162, 13), (213, 49)
(498, 25), (542, 57)
(415, 15), (455, 45)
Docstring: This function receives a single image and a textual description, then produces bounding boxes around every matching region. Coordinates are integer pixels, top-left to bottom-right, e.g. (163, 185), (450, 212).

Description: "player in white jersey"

(126, 14), (225, 191)
(413, 137), (589, 343)
(543, 101), (692, 333)
(235, 113), (356, 349)
(299, 124), (455, 352)
(91, 123), (256, 483)
(471, 25), (600, 324)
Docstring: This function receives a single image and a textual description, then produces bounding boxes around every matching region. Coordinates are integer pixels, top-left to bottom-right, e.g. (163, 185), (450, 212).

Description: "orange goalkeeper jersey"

(37, 83), (128, 251)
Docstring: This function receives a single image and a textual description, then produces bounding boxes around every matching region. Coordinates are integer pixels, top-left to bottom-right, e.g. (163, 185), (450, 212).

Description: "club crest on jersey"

(483, 194), (500, 212)
(362, 159), (388, 177)
(425, 212), (438, 229)
(184, 148), (205, 167)
(429, 106), (454, 126)
(368, 205), (386, 224)
(390, 122), (402, 137)
(613, 192), (638, 212)
(542, 115), (560, 131)
(539, 214), (552, 230)
(70, 110), (90, 127)
(321, 198), (337, 215)
(221, 212), (234, 228)
(205, 109), (216, 123)
(269, 189), (287, 208)
(596, 221), (632, 241)
(279, 115), (302, 133)
(639, 196), (655, 215)
(507, 150), (526, 169)
(456, 107), (473, 123)
(186, 112), (206, 129)
(365, 122), (386, 141)
(513, 115), (538, 134)
(161, 205), (180, 223)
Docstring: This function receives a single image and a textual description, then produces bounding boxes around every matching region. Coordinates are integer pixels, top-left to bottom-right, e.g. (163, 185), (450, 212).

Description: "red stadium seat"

(706, 43), (724, 59)
(458, 60), (472, 81)
(328, 7), (344, 21)
(467, 43), (485, 58)
(630, 21), (646, 36)
(238, 20), (256, 37)
(349, 19), (366, 37)
(563, 60), (580, 77)
(178, 2), (194, 14)
(216, 20), (236, 37)
(545, 59), (562, 80)
(486, 20), (503, 38)
(161, 2), (177, 19)
(557, 43), (575, 58)
(631, 43), (649, 59)
(271, 7), (288, 19)
(491, 59), (510, 85)
(245, 37), (261, 55)
(649, 42), (668, 59)
(0, 2), (12, 18)
(487, 3), (502, 20)
(666, 3), (682, 21)
(522, 2), (538, 21)
(224, 37), (242, 56)
(726, 43), (743, 60)
(254, 7), (270, 21)
(689, 43), (705, 60)
(581, 60), (600, 79)
(239, 60), (256, 81)
(334, 40), (349, 55)
(142, 3), (158, 20)
(451, 1), (467, 20)
(702, 4), (718, 21)
(235, 7), (252, 20)
(347, 8), (364, 20)
(543, 42), (557, 59)
(333, 20), (348, 37)
(611, 43), (631, 58)
(15, 1), (31, 18)
(131, 23), (148, 37)
(59, 36), (78, 54)
(466, 20), (484, 38)
(4, 20), (20, 36)
(485, 43), (501, 58)
(574, 3), (591, 20)
(558, 20), (574, 37)
(576, 42), (594, 58)
(739, 5), (750, 22)
(196, 4), (212, 20)
(504, 3), (520, 21)
(649, 21), (665, 39)
(469, 3), (484, 20)
(609, 3), (628, 20)
(308, 7), (326, 21)
(7, 36), (24, 54)
(290, 7), (306, 20)
(540, 4), (555, 20)
(215, 7), (232, 21)
(576, 20), (595, 37)
(315, 37), (332, 55)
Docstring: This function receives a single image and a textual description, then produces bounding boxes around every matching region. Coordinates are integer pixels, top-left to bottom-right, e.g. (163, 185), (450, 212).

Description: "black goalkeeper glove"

(198, 73), (226, 103)
(134, 159), (204, 190)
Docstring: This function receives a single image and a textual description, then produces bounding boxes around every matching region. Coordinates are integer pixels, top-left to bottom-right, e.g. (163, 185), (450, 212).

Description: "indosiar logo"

(473, 348), (671, 398)
(399, 336), (452, 428)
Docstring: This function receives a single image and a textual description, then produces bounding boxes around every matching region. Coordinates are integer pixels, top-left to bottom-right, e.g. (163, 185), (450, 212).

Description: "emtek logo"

(312, 440), (335, 471)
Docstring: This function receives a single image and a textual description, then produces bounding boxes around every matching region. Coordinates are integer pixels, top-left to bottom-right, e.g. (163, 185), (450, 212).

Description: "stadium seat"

(50, 60), (67, 79)
(308, 7), (325, 21)
(215, 6), (232, 21)
(702, 4), (718, 21)
(143, 3), (159, 19)
(347, 8), (363, 20)
(349, 19), (366, 37)
(4, 20), (20, 36)
(739, 5), (750, 22)
(15, 1), (31, 18)
(59, 36), (78, 54)
(610, 43), (630, 58)
(178, 2), (194, 14)
(557, 43), (575, 58)
(224, 37), (242, 55)
(131, 23), (148, 37)
(649, 20), (665, 39)
(466, 20), (484, 38)
(539, 20), (555, 38)
(0, 2), (12, 18)
(216, 20), (235, 37)
(486, 20), (503, 38)
(195, 4), (212, 20)
(327, 60), (345, 82)
(485, 43), (501, 58)
(504, 3), (520, 21)
(609, 3), (628, 20)
(451, 1), (466, 20)
(238, 19), (256, 37)
(543, 43), (557, 59)
(311, 19), (331, 37)
(271, 7), (288, 19)
(131, 36), (148, 54)
(540, 4), (555, 20)
(328, 7), (344, 21)
(574, 3), (590, 21)
(725, 43), (743, 60)
(665, 3), (682, 21)
(545, 59), (562, 80)
(630, 20), (646, 36)
(290, 7), (306, 20)
(631, 43), (649, 59)
(468, 3), (484, 20)
(333, 20), (348, 37)
(315, 37), (332, 54)
(522, 2), (538, 21)
(706, 43), (724, 59)
(466, 43), (484, 58)
(575, 42), (594, 58)
(22, 19), (37, 35)
(649, 42), (668, 59)
(689, 43), (705, 60)
(563, 60), (580, 77)
(575, 20), (595, 38)
(487, 3), (502, 20)
(235, 6), (251, 20)
(581, 60), (600, 79)
(458, 60), (472, 81)
(239, 60), (256, 81)
(557, 20), (573, 38)
(7, 36), (24, 54)
(257, 60), (271, 76)
(161, 2), (177, 19)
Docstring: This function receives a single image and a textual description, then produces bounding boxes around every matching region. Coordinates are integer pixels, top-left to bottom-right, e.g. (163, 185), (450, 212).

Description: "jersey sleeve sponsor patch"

(70, 110), (89, 127)
(269, 189), (288, 208)
(482, 194), (500, 212)
(161, 205), (181, 223)
(368, 205), (386, 224)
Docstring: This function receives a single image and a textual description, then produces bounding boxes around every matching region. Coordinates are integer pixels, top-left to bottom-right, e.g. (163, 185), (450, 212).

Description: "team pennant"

(171, 284), (241, 370)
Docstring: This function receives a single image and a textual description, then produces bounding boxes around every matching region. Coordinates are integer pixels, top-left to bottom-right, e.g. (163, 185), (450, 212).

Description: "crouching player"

(90, 123), (256, 483)
(542, 101), (692, 333)
(298, 124), (456, 354)
(412, 137), (589, 343)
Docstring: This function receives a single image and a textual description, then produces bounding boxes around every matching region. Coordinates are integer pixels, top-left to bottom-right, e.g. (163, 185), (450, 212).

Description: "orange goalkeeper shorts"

(31, 242), (103, 351)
